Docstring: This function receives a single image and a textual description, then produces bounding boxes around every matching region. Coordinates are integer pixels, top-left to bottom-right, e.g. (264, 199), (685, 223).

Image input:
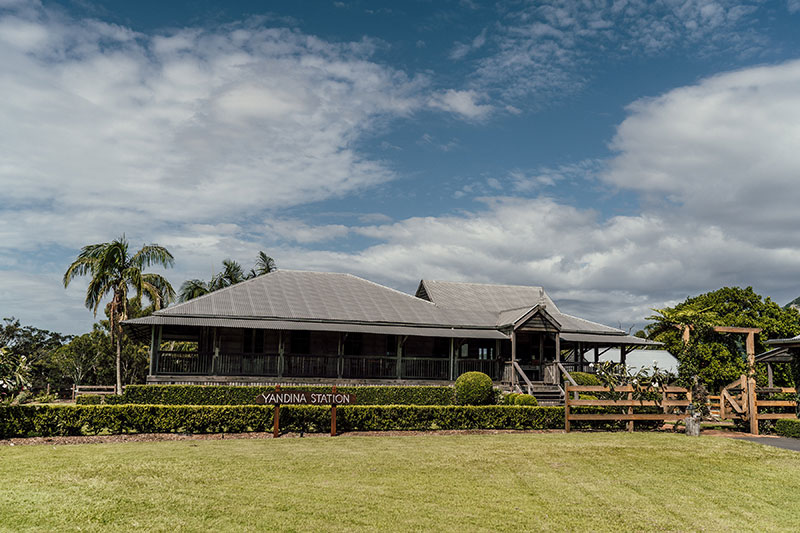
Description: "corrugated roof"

(418, 279), (621, 334)
(125, 270), (629, 340)
(417, 279), (560, 313)
(156, 270), (496, 327)
(560, 332), (660, 345)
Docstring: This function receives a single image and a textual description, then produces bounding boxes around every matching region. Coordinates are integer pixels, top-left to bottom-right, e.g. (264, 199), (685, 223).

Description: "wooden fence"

(564, 385), (692, 432)
(71, 385), (118, 399)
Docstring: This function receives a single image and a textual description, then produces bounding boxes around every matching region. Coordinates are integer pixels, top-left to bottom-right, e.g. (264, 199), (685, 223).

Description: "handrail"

(512, 361), (534, 395)
(557, 361), (579, 400)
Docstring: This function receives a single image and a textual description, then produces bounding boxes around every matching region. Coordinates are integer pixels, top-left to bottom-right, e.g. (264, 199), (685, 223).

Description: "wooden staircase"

(527, 382), (565, 406)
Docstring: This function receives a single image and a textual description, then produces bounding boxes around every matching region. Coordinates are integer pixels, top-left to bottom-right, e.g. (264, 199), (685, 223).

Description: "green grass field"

(1, 433), (798, 532)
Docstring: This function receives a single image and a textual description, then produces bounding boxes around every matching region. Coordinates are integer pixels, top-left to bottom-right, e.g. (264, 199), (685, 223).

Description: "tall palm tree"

(249, 251), (277, 278)
(179, 278), (212, 302)
(63, 236), (175, 393)
(179, 251), (278, 302)
(213, 259), (246, 289)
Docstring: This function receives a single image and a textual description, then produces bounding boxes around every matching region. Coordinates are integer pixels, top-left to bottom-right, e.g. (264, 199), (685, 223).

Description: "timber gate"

(717, 375), (797, 435)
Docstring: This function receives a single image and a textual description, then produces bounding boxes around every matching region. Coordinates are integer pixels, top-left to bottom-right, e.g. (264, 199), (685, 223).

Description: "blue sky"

(3, 0), (800, 335)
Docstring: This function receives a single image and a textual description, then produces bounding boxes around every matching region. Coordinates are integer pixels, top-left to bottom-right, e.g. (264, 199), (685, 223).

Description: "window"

(478, 347), (494, 360)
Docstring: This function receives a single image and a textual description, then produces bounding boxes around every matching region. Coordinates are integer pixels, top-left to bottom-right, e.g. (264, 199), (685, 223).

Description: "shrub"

(514, 394), (538, 406)
(569, 372), (601, 386)
(775, 419), (800, 439)
(504, 392), (520, 405)
(76, 395), (102, 405)
(454, 372), (494, 405)
(0, 404), (565, 438)
(116, 385), (455, 406)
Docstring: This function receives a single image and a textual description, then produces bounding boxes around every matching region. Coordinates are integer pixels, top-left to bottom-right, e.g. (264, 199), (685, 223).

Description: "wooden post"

(278, 331), (284, 378)
(331, 385), (337, 437)
(273, 385), (281, 438)
(627, 391), (634, 432)
(767, 363), (774, 388)
(564, 388), (571, 433)
(449, 337), (455, 381)
(720, 386), (727, 420)
(748, 376), (758, 435)
(555, 333), (561, 363)
(746, 331), (755, 373)
(511, 329), (517, 389)
(594, 346), (599, 367)
(620, 345), (627, 367)
(148, 325), (157, 376)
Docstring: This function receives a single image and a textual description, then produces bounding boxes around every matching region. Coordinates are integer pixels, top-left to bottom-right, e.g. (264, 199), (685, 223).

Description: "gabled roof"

(142, 270), (496, 328)
(124, 269), (631, 340)
(416, 279), (560, 313)
(418, 279), (621, 335)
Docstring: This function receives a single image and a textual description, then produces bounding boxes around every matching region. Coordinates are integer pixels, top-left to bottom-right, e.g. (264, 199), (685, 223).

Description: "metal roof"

(755, 347), (794, 363)
(123, 270), (632, 341)
(154, 270), (497, 327)
(768, 335), (800, 346)
(417, 279), (560, 313)
(560, 332), (660, 346)
(418, 279), (621, 334)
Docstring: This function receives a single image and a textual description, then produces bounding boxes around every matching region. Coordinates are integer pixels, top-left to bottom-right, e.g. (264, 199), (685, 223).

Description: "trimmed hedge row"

(775, 418), (800, 439)
(0, 405), (564, 438)
(109, 385), (457, 406)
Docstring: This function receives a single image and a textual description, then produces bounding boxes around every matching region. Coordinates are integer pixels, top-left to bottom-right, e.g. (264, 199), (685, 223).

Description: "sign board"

(255, 391), (356, 406)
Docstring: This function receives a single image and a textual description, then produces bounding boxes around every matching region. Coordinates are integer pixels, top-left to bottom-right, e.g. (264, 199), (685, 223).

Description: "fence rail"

(72, 385), (118, 399)
(718, 375), (798, 434)
(565, 385), (691, 432)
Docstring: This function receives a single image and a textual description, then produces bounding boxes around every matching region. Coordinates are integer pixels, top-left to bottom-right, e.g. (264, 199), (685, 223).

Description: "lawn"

(1, 433), (798, 532)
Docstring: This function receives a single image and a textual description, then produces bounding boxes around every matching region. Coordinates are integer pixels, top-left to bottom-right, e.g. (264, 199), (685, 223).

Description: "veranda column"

(449, 337), (455, 381)
(555, 333), (561, 363)
(148, 325), (157, 376)
(511, 329), (517, 389)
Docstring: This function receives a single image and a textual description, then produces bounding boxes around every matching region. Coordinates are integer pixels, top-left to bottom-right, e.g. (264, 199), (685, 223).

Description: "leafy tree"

(63, 236), (175, 393)
(179, 251), (277, 302)
(0, 346), (30, 403)
(0, 317), (69, 392)
(250, 251), (277, 277)
(646, 287), (800, 392)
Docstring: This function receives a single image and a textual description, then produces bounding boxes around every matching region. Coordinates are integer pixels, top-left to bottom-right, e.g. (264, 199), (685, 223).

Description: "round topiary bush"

(514, 393), (538, 406)
(455, 371), (494, 405)
(504, 392), (520, 405)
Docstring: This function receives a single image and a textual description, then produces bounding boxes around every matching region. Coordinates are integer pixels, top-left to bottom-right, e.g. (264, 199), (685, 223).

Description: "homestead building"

(123, 270), (655, 400)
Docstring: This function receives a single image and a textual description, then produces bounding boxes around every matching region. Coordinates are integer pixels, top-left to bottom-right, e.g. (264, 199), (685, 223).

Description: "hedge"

(0, 405), (564, 438)
(75, 395), (102, 405)
(109, 385), (457, 406)
(775, 419), (800, 439)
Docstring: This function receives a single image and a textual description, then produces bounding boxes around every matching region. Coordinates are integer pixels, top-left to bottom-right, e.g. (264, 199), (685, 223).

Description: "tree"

(249, 251), (277, 277)
(63, 236), (175, 393)
(0, 317), (69, 392)
(179, 251), (277, 302)
(646, 287), (800, 392)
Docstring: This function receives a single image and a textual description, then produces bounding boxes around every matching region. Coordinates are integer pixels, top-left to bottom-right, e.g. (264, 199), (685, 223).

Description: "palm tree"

(213, 259), (246, 289)
(249, 251), (277, 278)
(63, 236), (175, 393)
(179, 278), (212, 302)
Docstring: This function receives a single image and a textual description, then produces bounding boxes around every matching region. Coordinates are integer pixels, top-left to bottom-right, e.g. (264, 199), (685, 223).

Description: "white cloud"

(604, 59), (800, 247)
(470, 0), (771, 103)
(428, 89), (493, 119)
(0, 4), (427, 254)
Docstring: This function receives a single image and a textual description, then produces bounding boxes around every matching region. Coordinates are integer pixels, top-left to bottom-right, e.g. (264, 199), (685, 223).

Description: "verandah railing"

(155, 352), (502, 380)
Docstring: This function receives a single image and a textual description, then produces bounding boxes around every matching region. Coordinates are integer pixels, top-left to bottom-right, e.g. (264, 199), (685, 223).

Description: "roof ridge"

(344, 273), (438, 306)
(424, 279), (544, 290)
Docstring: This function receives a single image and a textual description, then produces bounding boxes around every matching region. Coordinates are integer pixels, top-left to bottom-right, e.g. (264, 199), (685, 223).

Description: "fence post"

(748, 377), (759, 435)
(627, 391), (633, 432)
(564, 386), (571, 433)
